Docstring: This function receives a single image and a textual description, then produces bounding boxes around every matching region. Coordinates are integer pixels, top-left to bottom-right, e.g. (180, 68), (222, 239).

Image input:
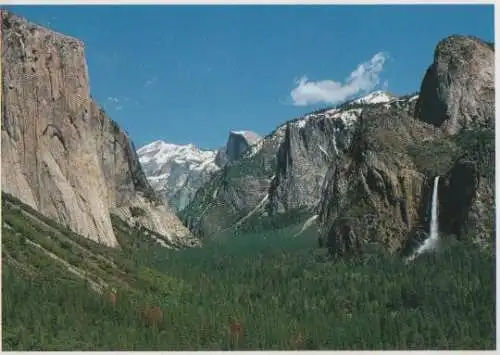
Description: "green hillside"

(2, 193), (495, 350)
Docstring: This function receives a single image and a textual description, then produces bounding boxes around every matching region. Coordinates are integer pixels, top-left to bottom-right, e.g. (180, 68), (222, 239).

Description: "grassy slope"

(2, 192), (495, 350)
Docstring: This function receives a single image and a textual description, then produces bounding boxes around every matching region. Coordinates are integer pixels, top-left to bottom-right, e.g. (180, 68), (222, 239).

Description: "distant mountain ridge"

(138, 130), (262, 212)
(179, 90), (412, 238)
(137, 92), (398, 214)
(137, 141), (220, 212)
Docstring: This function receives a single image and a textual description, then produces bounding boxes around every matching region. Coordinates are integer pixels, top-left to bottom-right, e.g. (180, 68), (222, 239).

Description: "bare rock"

(215, 130), (262, 166)
(415, 35), (494, 135)
(268, 107), (355, 214)
(317, 105), (441, 256)
(1, 10), (196, 247)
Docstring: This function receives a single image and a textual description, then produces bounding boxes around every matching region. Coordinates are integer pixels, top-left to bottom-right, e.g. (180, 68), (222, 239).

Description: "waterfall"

(428, 176), (440, 244)
(406, 176), (440, 262)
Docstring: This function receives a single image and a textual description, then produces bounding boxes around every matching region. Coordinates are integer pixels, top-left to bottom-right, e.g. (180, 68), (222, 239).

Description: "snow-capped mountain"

(243, 91), (410, 161)
(137, 141), (221, 212)
(138, 92), (399, 213)
(138, 130), (262, 213)
(183, 90), (423, 238)
(351, 90), (396, 105)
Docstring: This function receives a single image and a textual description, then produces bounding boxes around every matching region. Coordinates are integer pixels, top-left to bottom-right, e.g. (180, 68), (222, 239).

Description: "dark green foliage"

(110, 214), (181, 255)
(129, 206), (147, 218)
(407, 137), (461, 176)
(2, 264), (151, 351)
(2, 193), (495, 350)
(226, 152), (272, 179)
(307, 105), (336, 115)
(235, 208), (313, 235)
(406, 127), (494, 180)
(454, 128), (495, 180)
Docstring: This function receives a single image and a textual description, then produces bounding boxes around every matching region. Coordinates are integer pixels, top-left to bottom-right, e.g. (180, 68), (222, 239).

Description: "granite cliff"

(180, 93), (397, 238)
(318, 35), (495, 257)
(214, 130), (262, 166)
(1, 10), (198, 248)
(415, 35), (494, 135)
(182, 35), (494, 258)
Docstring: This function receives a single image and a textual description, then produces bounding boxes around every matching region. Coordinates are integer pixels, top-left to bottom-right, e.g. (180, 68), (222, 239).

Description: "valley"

(2, 193), (495, 350)
(1, 6), (496, 351)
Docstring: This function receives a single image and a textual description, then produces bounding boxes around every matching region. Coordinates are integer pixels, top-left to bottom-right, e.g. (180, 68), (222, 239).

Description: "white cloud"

(290, 52), (390, 106)
(115, 106), (123, 111)
(144, 76), (158, 88)
(107, 96), (120, 103)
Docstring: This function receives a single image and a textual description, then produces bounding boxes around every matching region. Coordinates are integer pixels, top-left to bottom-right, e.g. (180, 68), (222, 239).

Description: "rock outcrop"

(439, 129), (495, 246)
(268, 107), (357, 214)
(181, 130), (279, 238)
(317, 101), (442, 256)
(1, 10), (197, 247)
(415, 35), (494, 135)
(181, 94), (398, 239)
(214, 130), (262, 166)
(317, 35), (495, 257)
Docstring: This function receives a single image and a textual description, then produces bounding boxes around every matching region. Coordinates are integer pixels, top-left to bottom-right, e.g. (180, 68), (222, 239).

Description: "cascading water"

(407, 176), (440, 262)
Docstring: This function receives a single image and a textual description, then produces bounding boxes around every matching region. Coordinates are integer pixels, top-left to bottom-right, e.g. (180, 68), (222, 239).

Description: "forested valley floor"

(2, 194), (495, 350)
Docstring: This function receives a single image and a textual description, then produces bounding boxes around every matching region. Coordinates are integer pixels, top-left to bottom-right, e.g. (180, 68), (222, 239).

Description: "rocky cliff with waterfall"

(181, 35), (494, 257)
(1, 10), (199, 248)
(318, 35), (494, 257)
(317, 99), (444, 256)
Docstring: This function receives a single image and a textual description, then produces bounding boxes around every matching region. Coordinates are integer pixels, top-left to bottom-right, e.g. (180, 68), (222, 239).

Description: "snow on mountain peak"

(352, 91), (395, 105)
(137, 140), (222, 212)
(138, 140), (217, 167)
(230, 130), (262, 144)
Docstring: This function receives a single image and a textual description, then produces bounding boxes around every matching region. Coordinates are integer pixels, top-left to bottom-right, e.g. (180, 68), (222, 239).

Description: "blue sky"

(6, 5), (495, 150)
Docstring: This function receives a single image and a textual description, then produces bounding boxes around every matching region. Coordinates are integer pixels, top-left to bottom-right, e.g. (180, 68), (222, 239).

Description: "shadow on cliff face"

(440, 160), (479, 238)
(403, 155), (492, 256)
(328, 138), (493, 260)
(415, 64), (449, 128)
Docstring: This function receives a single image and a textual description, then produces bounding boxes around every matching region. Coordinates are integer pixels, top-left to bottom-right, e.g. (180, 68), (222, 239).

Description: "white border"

(0, 0), (496, 4)
(0, 1), (497, 354)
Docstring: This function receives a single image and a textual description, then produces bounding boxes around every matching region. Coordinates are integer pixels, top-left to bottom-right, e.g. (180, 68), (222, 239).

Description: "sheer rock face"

(1, 10), (196, 247)
(182, 94), (412, 240)
(317, 103), (440, 256)
(440, 153), (495, 247)
(181, 105), (364, 238)
(214, 130), (262, 166)
(415, 35), (494, 135)
(268, 109), (355, 214)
